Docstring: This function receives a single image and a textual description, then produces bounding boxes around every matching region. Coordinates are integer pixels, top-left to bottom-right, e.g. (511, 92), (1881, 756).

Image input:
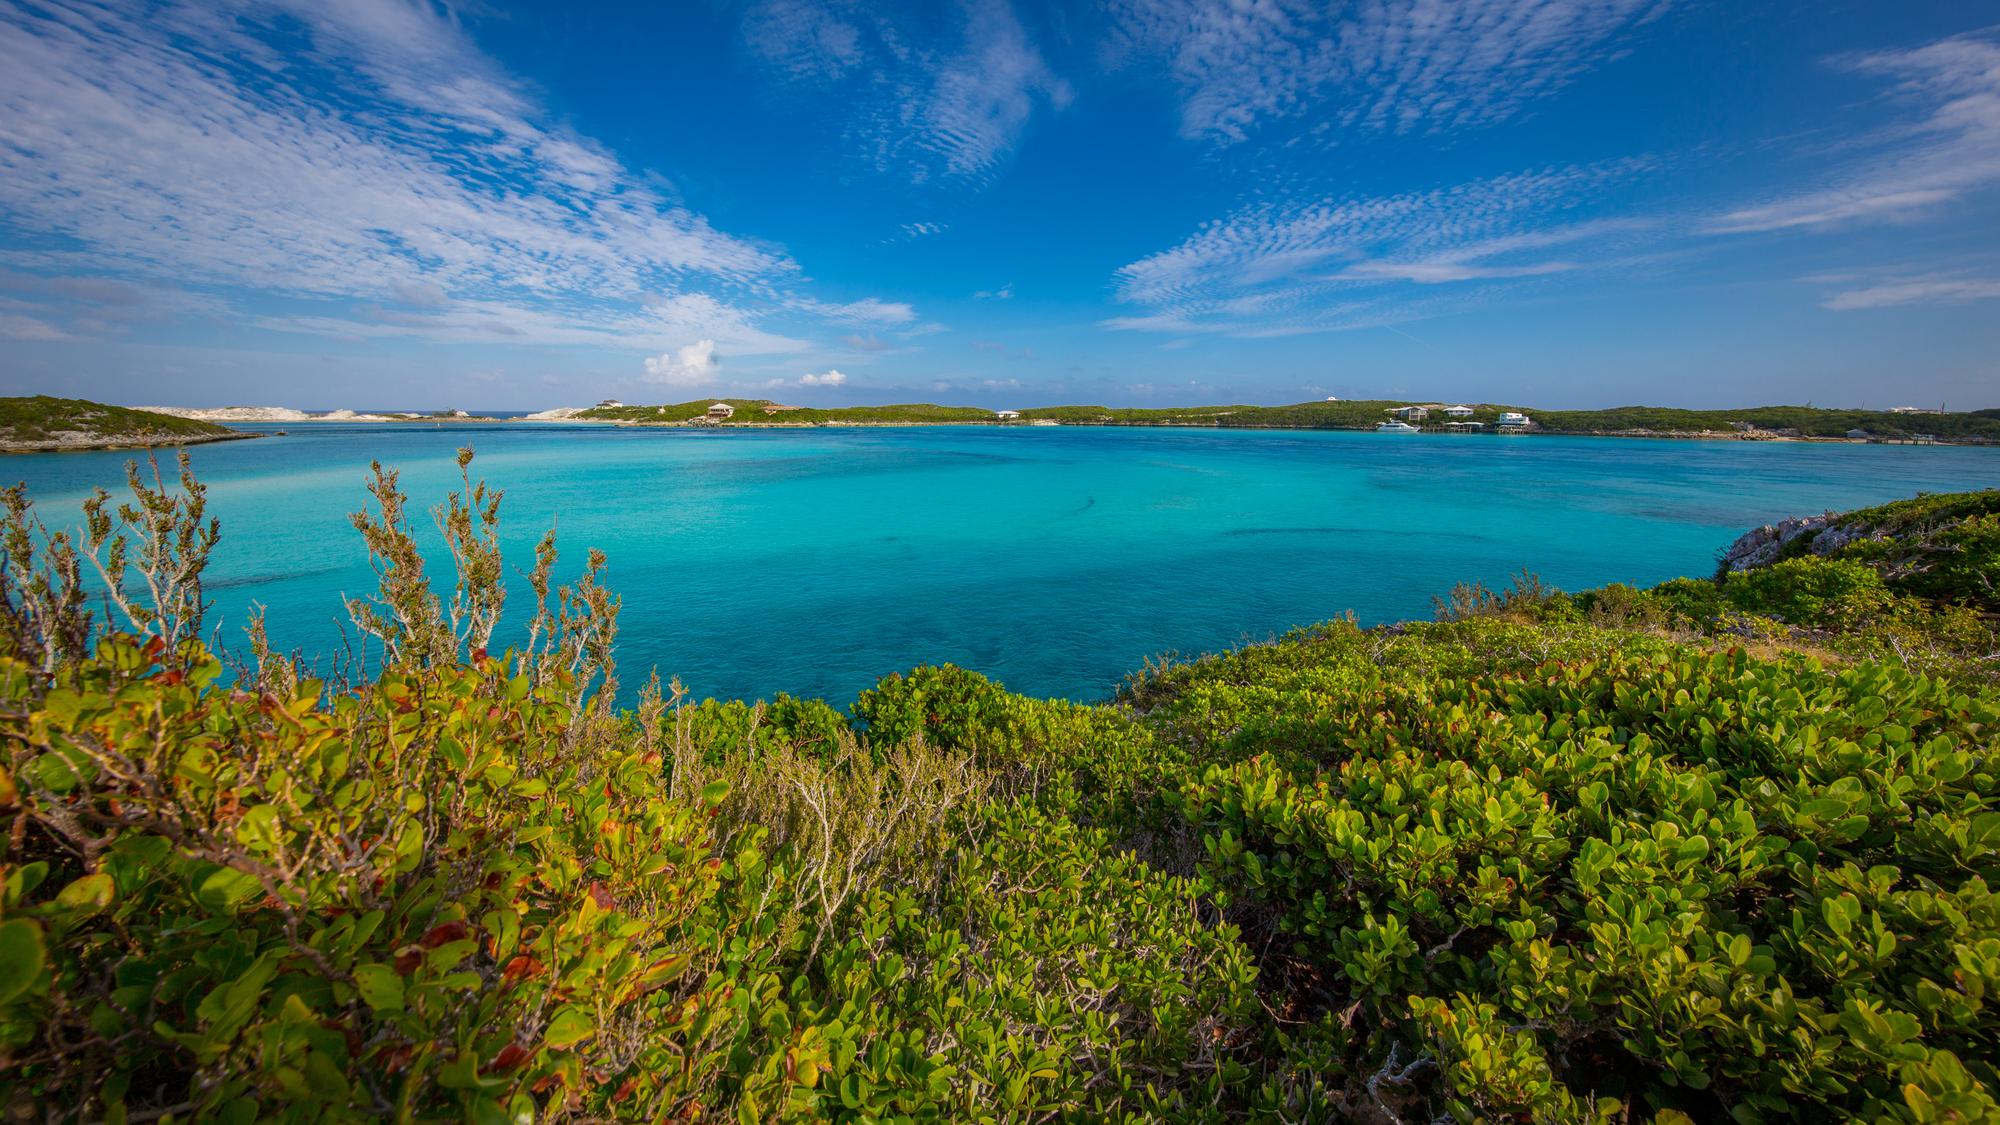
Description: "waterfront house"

(1846, 428), (1872, 440)
(596, 399), (625, 408)
(1443, 421), (1485, 432)
(994, 409), (1021, 422)
(1387, 405), (1430, 421)
(706, 402), (735, 419)
(1442, 405), (1476, 418)
(1497, 411), (1530, 428)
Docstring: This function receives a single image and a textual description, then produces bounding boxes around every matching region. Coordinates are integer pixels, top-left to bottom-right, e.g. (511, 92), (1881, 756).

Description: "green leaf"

(53, 872), (116, 917)
(352, 964), (404, 1013)
(543, 1005), (594, 1049)
(0, 918), (46, 1004)
(195, 867), (264, 913)
(699, 780), (730, 808)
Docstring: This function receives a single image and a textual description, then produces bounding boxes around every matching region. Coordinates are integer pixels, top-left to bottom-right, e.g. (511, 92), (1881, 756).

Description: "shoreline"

(573, 418), (1990, 446)
(0, 430), (265, 455)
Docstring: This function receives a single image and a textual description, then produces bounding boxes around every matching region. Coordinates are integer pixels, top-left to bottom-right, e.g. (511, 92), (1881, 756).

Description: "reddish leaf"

(501, 955), (545, 982)
(421, 920), (470, 949)
(394, 946), (422, 976)
(587, 882), (615, 910)
(483, 1042), (531, 1075)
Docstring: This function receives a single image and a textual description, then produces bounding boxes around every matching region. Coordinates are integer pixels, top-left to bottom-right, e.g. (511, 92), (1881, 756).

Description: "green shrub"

(789, 801), (1259, 1121)
(1154, 624), (2000, 1121)
(1722, 556), (1893, 626)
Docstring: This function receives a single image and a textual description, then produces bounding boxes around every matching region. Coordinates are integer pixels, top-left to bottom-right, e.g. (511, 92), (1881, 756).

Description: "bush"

(1155, 621), (2000, 1121)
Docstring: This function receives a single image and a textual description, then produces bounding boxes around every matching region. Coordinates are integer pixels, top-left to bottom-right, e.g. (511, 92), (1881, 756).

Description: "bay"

(9, 421), (1996, 704)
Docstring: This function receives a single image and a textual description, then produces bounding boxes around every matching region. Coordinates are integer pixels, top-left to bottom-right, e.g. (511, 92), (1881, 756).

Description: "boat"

(1375, 421), (1421, 433)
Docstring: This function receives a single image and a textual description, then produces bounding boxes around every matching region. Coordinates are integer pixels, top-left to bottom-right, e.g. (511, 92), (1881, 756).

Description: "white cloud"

(1709, 31), (2000, 234)
(974, 283), (1015, 300)
(1820, 275), (2000, 310)
(0, 1), (784, 302)
(0, 314), (74, 341)
(1107, 0), (1667, 143)
(800, 369), (848, 386)
(792, 296), (918, 324)
(740, 0), (1068, 181)
(1106, 164), (1651, 335)
(0, 0), (902, 359)
(643, 339), (719, 385)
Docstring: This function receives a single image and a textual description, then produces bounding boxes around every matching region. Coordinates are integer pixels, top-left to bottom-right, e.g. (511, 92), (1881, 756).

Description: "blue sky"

(0, 0), (1996, 410)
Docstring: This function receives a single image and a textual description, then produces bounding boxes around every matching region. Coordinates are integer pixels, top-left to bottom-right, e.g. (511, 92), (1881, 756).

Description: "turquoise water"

(8, 423), (1996, 704)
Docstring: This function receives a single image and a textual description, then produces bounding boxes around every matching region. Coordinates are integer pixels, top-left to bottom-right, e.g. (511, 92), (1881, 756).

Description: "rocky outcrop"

(1718, 513), (1890, 572)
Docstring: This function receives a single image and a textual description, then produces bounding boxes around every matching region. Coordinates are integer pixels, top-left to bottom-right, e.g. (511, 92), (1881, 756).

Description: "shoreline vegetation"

(0, 396), (259, 454)
(1, 446), (1996, 1121)
(571, 398), (2000, 443)
(106, 397), (2000, 444)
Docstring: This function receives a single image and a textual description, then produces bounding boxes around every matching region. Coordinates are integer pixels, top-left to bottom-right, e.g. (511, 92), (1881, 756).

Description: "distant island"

(134, 405), (501, 424)
(17, 396), (1997, 449)
(0, 396), (260, 453)
(569, 397), (2000, 443)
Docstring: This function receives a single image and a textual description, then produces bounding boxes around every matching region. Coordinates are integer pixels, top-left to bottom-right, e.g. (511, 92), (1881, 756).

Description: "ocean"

(9, 422), (1997, 705)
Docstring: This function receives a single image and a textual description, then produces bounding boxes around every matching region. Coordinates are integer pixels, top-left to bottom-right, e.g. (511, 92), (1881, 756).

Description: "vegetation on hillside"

(579, 400), (996, 425)
(1437, 489), (2000, 685)
(1, 456), (1995, 1122)
(576, 397), (2000, 440)
(0, 397), (246, 451)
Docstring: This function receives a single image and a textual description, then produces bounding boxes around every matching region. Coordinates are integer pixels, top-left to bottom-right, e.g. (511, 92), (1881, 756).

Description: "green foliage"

(1723, 556), (1898, 627)
(1797, 490), (2000, 611)
(1148, 620), (2000, 1121)
(578, 398), (2000, 440)
(785, 802), (1259, 1121)
(0, 396), (243, 448)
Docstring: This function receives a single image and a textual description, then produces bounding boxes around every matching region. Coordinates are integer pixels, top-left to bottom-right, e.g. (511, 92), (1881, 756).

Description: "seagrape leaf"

(543, 1005), (594, 1049)
(54, 872), (115, 917)
(352, 963), (404, 1013)
(0, 918), (46, 1004)
(196, 867), (264, 912)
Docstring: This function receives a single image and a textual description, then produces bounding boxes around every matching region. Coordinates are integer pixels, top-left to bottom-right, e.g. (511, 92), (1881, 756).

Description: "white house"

(1442, 405), (1476, 418)
(1387, 405), (1429, 421)
(1497, 411), (1530, 427)
(706, 402), (735, 419)
(994, 409), (1022, 421)
(596, 399), (625, 408)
